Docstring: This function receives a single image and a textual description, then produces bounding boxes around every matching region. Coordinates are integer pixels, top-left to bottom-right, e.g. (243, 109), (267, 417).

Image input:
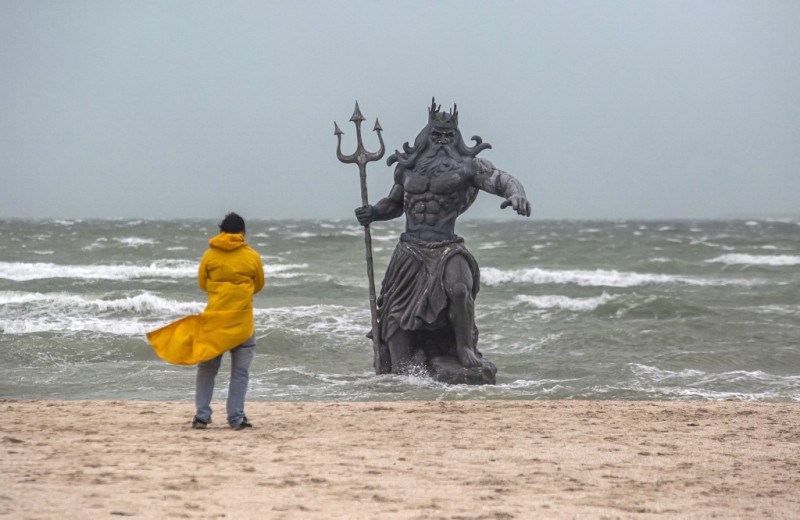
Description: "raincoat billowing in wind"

(147, 232), (265, 365)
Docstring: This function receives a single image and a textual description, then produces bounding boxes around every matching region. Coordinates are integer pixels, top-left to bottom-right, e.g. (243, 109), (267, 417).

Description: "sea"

(1, 218), (798, 403)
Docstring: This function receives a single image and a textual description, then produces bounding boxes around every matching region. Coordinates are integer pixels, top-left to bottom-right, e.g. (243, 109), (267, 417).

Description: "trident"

(335, 102), (390, 374)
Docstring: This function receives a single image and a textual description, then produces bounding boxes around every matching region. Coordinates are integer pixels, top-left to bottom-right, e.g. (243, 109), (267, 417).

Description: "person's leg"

(227, 333), (256, 428)
(195, 354), (222, 423)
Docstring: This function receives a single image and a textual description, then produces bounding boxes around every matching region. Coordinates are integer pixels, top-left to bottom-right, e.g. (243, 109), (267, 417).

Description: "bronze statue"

(338, 98), (530, 384)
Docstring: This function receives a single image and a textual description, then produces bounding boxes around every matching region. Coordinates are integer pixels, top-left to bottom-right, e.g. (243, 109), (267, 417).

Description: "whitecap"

(480, 267), (751, 288)
(265, 263), (308, 279)
(0, 290), (203, 314)
(690, 239), (734, 250)
(371, 234), (398, 242)
(1, 316), (148, 336)
(625, 364), (800, 401)
(752, 305), (800, 316)
(0, 260), (306, 281)
(255, 304), (368, 337)
(289, 232), (317, 239)
(705, 254), (800, 266)
(477, 241), (506, 250)
(514, 293), (615, 312)
(629, 363), (705, 381)
(501, 333), (563, 353)
(0, 260), (196, 281)
(114, 237), (157, 247)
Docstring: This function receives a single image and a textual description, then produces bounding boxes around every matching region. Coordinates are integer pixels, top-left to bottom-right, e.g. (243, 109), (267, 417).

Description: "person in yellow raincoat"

(148, 212), (265, 430)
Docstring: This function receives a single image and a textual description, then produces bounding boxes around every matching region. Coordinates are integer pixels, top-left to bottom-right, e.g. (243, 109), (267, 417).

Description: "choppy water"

(1, 218), (798, 402)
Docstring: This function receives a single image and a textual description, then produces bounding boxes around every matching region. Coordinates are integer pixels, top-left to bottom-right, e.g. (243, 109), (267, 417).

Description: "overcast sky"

(2, 1), (798, 221)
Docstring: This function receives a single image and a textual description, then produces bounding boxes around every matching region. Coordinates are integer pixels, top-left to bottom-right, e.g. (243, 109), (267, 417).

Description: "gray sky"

(2, 0), (798, 220)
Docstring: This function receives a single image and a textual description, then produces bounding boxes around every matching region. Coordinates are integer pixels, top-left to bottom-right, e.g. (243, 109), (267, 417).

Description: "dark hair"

(219, 212), (245, 234)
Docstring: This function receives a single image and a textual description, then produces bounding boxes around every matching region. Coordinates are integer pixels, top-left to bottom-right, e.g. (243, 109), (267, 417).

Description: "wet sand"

(1, 399), (799, 518)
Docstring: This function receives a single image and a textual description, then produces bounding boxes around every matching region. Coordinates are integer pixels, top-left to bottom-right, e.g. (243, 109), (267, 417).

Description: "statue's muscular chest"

(403, 159), (472, 195)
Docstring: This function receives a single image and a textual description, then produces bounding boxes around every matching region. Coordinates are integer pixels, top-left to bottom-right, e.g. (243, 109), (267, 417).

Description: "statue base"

(428, 356), (497, 385)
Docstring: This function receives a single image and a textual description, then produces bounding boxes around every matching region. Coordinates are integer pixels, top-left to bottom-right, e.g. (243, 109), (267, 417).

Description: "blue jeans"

(195, 333), (255, 427)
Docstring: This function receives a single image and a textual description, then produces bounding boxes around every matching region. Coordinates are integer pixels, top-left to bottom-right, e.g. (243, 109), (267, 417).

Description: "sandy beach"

(1, 400), (798, 519)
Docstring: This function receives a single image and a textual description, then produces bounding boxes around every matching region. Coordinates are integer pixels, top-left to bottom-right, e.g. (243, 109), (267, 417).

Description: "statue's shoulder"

(393, 163), (406, 183)
(472, 157), (496, 176)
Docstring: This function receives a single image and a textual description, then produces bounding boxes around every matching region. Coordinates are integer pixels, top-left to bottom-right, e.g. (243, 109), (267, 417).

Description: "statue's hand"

(501, 195), (531, 217)
(355, 205), (375, 226)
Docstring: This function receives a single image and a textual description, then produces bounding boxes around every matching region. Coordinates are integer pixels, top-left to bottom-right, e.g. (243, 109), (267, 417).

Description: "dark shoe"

(231, 417), (252, 430)
(192, 416), (208, 429)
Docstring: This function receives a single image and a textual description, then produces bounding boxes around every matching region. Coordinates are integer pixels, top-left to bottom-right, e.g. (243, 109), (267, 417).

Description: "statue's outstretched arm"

(472, 158), (531, 217)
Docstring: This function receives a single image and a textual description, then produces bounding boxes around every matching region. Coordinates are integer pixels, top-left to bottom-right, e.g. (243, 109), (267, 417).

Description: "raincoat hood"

(209, 232), (246, 251)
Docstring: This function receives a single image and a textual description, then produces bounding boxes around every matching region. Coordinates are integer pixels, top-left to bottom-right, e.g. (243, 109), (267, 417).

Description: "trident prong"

(335, 101), (385, 167)
(334, 102), (389, 375)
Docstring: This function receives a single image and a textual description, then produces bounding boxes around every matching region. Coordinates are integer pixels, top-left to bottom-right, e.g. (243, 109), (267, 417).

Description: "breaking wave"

(481, 267), (753, 287)
(705, 254), (800, 266)
(514, 293), (616, 312)
(0, 261), (307, 281)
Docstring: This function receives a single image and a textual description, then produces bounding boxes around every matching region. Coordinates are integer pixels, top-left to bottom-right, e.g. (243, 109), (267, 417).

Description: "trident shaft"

(335, 102), (390, 374)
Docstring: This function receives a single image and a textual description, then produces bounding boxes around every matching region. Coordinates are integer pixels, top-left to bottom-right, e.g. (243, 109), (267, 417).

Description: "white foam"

(753, 305), (800, 316)
(114, 237), (157, 247)
(266, 263), (308, 278)
(706, 254), (800, 266)
(514, 293), (615, 312)
(0, 290), (204, 314)
(481, 267), (750, 287)
(0, 260), (306, 281)
(477, 241), (506, 250)
(501, 333), (563, 353)
(1, 316), (148, 335)
(371, 233), (398, 242)
(629, 363), (705, 381)
(626, 364), (800, 401)
(0, 291), (205, 336)
(0, 260), (197, 281)
(255, 304), (367, 337)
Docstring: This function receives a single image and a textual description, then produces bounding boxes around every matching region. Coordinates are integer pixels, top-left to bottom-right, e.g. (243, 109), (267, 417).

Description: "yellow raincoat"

(147, 233), (265, 365)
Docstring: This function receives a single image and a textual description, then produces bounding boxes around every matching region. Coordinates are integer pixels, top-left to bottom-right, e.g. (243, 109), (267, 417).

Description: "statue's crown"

(428, 97), (458, 128)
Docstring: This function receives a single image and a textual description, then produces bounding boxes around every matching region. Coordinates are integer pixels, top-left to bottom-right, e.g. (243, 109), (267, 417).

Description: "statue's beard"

(416, 142), (463, 176)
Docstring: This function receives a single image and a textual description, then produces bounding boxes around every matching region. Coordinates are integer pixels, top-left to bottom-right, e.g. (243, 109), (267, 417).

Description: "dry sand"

(1, 399), (799, 519)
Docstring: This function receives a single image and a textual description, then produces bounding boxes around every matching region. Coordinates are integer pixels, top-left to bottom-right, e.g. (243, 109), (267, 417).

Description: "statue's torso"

(402, 157), (477, 241)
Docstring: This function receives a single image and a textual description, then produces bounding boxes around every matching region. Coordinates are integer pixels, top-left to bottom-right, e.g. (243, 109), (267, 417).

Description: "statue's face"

(430, 124), (456, 147)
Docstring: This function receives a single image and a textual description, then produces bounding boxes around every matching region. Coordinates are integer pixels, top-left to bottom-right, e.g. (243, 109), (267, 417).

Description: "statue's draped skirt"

(377, 234), (480, 342)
